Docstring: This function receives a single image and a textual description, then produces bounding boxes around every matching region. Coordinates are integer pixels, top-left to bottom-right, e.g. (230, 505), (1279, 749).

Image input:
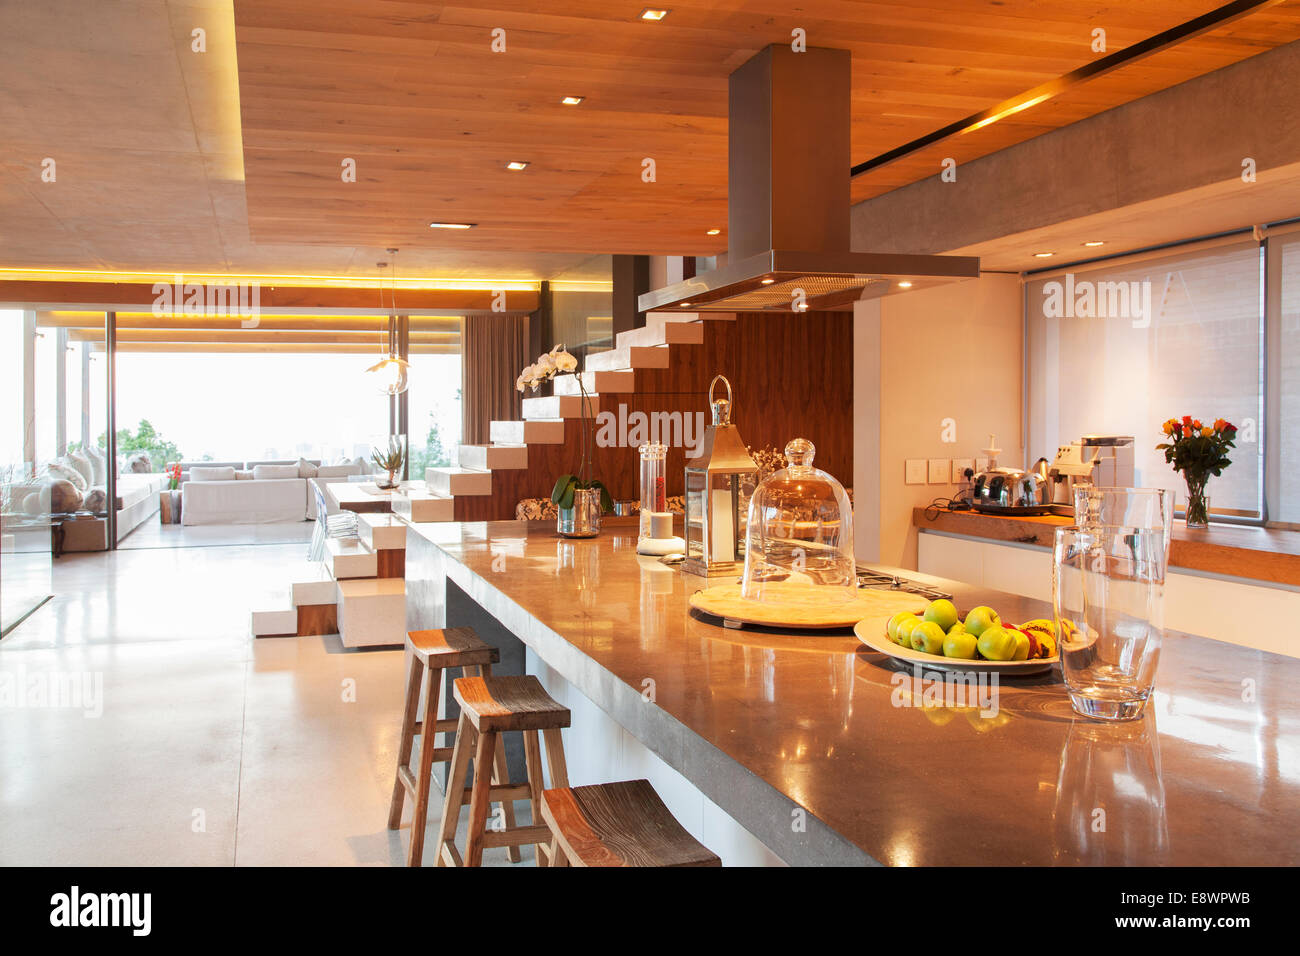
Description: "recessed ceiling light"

(897, 281), (913, 288)
(429, 222), (475, 230)
(680, 302), (691, 307)
(640, 9), (670, 20)
(706, 228), (721, 236)
(561, 95), (585, 105)
(1083, 240), (1105, 247)
(1033, 251), (1054, 258)
(760, 278), (775, 285)
(506, 161), (529, 170)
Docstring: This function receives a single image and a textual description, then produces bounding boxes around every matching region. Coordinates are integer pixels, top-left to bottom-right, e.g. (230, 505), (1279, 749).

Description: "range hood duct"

(639, 45), (979, 314)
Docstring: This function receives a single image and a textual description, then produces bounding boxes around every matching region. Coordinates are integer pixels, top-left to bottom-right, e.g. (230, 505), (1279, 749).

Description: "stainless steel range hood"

(639, 45), (979, 314)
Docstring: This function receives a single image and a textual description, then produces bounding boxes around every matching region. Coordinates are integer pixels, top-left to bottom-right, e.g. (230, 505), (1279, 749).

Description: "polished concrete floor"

(117, 519), (317, 550)
(0, 542), (531, 866)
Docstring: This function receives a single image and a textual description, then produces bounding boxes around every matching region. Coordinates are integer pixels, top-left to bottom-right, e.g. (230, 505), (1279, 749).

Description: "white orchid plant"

(516, 345), (612, 514)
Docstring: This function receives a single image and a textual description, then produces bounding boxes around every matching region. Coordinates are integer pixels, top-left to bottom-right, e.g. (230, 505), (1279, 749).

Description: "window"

(1027, 238), (1265, 521)
(1271, 228), (1300, 525)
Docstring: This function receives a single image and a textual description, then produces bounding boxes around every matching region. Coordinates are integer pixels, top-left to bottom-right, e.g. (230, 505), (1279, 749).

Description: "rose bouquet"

(1156, 415), (1236, 528)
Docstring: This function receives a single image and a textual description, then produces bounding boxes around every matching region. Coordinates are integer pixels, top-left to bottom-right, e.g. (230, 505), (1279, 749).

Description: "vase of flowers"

(1156, 415), (1236, 529)
(165, 462), (182, 491)
(370, 435), (406, 490)
(517, 345), (613, 537)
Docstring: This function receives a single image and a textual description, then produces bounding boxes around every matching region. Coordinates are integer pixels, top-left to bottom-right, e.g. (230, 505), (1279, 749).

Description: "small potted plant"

(517, 345), (612, 537)
(1156, 415), (1236, 528)
(371, 436), (406, 490)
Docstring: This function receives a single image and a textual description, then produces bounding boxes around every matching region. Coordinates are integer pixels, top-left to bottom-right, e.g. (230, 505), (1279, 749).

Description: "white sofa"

(181, 460), (369, 525)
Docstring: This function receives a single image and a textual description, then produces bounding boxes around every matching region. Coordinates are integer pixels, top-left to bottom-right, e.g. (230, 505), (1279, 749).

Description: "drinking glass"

(1053, 526), (1165, 721)
(1072, 486), (1173, 562)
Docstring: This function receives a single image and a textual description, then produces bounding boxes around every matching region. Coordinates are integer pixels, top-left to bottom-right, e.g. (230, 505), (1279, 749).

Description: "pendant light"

(364, 248), (410, 395)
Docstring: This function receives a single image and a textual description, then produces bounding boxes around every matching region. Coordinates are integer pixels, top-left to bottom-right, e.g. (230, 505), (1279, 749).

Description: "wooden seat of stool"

(541, 779), (722, 867)
(389, 628), (515, 866)
(406, 626), (498, 668)
(436, 674), (571, 867)
(454, 674), (572, 733)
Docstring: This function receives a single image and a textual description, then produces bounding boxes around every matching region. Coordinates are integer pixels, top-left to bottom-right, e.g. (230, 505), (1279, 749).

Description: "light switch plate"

(975, 456), (990, 473)
(952, 458), (974, 483)
(928, 458), (949, 484)
(905, 459), (927, 485)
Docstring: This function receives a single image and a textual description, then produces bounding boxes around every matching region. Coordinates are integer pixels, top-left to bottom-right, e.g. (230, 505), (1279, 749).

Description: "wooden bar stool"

(435, 674), (571, 867)
(541, 779), (721, 867)
(387, 628), (519, 867)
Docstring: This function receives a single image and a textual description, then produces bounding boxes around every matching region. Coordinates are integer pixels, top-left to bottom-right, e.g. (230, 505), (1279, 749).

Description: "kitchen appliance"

(1046, 435), (1135, 517)
(971, 466), (1053, 516)
(637, 46), (978, 314)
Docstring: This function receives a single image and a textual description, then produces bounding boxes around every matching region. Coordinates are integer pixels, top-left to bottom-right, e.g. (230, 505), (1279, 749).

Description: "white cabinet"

(918, 530), (1300, 659)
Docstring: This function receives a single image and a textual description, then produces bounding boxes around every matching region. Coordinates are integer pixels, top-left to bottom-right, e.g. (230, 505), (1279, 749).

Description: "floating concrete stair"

(552, 369), (636, 395)
(522, 394), (602, 420)
(490, 419), (566, 445)
(291, 563), (337, 607)
(584, 345), (671, 372)
(614, 321), (704, 349)
(390, 489), (455, 523)
(457, 443), (529, 471)
(358, 511), (406, 551)
(336, 578), (406, 648)
(325, 535), (378, 579)
(250, 607), (298, 637)
(426, 466), (493, 497)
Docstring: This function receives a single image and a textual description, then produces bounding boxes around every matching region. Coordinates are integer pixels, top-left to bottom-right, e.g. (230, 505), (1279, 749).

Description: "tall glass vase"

(1183, 474), (1209, 529)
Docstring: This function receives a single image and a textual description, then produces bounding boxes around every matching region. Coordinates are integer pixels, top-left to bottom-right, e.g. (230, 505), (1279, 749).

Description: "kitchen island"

(405, 518), (1300, 866)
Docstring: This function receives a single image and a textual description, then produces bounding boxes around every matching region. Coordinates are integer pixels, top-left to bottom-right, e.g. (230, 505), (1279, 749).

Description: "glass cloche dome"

(740, 438), (856, 604)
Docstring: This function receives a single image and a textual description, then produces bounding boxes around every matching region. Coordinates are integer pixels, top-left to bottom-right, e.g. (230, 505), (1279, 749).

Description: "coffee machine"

(1046, 435), (1135, 516)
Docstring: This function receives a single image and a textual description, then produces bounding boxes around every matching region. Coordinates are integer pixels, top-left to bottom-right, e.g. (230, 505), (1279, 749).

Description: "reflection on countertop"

(405, 518), (1300, 866)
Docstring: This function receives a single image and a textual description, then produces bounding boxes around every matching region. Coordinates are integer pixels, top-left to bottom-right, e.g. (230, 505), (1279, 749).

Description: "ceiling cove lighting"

(0, 268), (532, 291)
(506, 161), (529, 171)
(429, 222), (475, 229)
(561, 95), (585, 105)
(962, 92), (1053, 134)
(640, 9), (670, 20)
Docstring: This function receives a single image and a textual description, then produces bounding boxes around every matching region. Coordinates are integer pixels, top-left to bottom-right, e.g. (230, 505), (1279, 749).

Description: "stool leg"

(464, 729), (498, 867)
(523, 730), (548, 867)
(406, 663), (442, 867)
(434, 712), (474, 867)
(542, 727), (570, 789)
(481, 663), (522, 863)
(387, 652), (425, 830)
(548, 834), (570, 868)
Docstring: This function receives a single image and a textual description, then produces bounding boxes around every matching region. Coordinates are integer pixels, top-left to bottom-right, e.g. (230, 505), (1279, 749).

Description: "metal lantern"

(683, 375), (757, 577)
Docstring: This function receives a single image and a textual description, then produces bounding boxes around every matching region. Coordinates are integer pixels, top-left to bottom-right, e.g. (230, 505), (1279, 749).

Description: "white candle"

(710, 489), (735, 562)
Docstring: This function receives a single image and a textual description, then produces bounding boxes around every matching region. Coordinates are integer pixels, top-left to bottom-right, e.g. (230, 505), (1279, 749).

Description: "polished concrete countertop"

(407, 518), (1300, 866)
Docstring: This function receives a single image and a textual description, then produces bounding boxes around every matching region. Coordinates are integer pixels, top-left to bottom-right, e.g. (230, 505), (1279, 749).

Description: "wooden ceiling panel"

(234, 0), (1300, 258)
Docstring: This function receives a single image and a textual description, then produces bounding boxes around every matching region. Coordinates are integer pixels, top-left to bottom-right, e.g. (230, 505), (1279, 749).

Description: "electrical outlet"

(905, 459), (927, 485)
(952, 458), (974, 483)
(928, 458), (949, 484)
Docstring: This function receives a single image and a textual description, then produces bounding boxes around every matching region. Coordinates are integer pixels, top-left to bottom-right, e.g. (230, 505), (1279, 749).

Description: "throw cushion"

(86, 447), (107, 485)
(22, 483), (52, 515)
(126, 453), (152, 474)
(48, 460), (88, 492)
(190, 465), (237, 482)
(234, 470), (254, 480)
(252, 464), (299, 480)
(83, 488), (108, 513)
(296, 457), (319, 478)
(67, 451), (95, 487)
(49, 478), (83, 514)
(316, 464), (360, 479)
(351, 455), (371, 474)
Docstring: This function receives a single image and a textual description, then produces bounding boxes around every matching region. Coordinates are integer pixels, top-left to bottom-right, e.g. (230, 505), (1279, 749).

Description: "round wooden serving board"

(689, 582), (922, 630)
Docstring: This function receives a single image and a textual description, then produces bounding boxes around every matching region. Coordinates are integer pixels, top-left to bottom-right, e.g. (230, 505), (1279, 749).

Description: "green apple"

(943, 629), (978, 660)
(977, 625), (1018, 661)
(964, 605), (1001, 637)
(894, 615), (922, 648)
(923, 598), (960, 632)
(887, 611), (916, 644)
(1009, 628), (1031, 661)
(910, 621), (947, 655)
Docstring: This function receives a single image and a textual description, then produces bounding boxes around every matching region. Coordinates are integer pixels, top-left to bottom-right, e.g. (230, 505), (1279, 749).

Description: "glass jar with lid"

(739, 438), (856, 605)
